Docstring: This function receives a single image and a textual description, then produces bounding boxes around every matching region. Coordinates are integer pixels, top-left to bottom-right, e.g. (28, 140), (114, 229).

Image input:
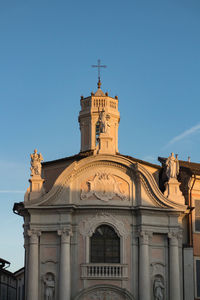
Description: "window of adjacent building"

(195, 200), (200, 232)
(196, 259), (200, 298)
(90, 225), (120, 263)
(18, 286), (21, 300)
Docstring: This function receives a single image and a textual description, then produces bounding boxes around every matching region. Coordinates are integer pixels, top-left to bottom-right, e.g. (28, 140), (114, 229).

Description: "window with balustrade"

(81, 224), (128, 279)
(90, 225), (120, 263)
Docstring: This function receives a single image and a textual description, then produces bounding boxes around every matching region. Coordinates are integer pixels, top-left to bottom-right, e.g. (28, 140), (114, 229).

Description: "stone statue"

(153, 277), (165, 300)
(43, 273), (55, 300)
(30, 149), (43, 177)
(165, 152), (179, 179)
(99, 110), (110, 134)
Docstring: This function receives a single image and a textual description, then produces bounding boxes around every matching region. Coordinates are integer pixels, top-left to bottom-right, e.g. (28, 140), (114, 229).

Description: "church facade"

(14, 81), (200, 300)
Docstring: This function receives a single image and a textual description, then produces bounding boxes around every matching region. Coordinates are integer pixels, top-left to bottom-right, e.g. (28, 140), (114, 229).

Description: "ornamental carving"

(168, 231), (182, 246)
(88, 290), (122, 300)
(138, 231), (153, 245)
(79, 212), (130, 237)
(80, 172), (128, 202)
(57, 227), (73, 243)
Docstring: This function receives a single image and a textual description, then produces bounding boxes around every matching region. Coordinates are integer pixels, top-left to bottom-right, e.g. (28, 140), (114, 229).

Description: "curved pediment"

(24, 154), (187, 211)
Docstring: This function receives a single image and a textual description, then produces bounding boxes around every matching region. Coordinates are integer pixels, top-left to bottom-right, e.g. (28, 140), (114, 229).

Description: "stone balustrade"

(81, 264), (128, 279)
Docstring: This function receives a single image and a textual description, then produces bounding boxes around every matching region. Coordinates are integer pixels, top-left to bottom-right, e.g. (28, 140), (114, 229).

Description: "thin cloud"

(0, 190), (24, 194)
(163, 123), (200, 149)
(142, 155), (157, 164)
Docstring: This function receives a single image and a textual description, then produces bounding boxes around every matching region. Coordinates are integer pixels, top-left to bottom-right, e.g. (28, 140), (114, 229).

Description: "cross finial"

(92, 59), (107, 89)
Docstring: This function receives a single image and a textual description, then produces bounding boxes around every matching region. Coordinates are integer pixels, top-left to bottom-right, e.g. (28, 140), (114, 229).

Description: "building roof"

(41, 151), (161, 193)
(0, 258), (10, 269)
(158, 157), (200, 175)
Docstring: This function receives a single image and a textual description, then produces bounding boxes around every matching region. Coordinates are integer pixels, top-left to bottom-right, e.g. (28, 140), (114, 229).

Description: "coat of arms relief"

(80, 172), (129, 202)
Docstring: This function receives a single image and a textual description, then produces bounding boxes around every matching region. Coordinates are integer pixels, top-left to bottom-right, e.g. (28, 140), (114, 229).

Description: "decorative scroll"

(80, 172), (128, 202)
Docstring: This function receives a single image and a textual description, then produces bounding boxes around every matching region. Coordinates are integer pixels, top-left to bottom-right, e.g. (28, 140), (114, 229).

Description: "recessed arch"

(73, 284), (136, 300)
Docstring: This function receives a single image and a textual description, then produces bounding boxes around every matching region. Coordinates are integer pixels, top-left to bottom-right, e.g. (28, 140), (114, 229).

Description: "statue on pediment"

(165, 152), (179, 179)
(30, 149), (43, 177)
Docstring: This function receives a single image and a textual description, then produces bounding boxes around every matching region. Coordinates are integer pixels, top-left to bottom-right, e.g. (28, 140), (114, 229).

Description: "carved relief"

(80, 172), (129, 202)
(151, 262), (165, 278)
(88, 290), (122, 300)
(79, 212), (130, 237)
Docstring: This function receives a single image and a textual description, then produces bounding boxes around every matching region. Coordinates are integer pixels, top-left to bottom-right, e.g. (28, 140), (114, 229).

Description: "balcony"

(81, 264), (128, 280)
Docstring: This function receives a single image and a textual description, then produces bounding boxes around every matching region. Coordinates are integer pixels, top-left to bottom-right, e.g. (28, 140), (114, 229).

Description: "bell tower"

(78, 80), (120, 154)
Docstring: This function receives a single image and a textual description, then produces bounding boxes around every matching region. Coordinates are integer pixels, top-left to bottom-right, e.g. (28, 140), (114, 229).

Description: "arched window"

(95, 121), (100, 145)
(90, 225), (120, 263)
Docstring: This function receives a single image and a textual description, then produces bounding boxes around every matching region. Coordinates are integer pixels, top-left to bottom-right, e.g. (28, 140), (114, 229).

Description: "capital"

(168, 231), (182, 246)
(27, 230), (41, 244)
(57, 228), (73, 244)
(138, 231), (153, 245)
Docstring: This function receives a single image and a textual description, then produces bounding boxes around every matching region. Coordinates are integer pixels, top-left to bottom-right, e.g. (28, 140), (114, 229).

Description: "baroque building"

(14, 81), (200, 300)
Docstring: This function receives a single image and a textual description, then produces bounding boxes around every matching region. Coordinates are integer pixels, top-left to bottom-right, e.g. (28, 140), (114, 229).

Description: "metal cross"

(92, 59), (107, 82)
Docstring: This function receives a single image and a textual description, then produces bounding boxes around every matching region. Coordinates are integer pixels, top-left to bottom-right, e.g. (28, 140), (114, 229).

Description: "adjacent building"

(0, 258), (24, 300)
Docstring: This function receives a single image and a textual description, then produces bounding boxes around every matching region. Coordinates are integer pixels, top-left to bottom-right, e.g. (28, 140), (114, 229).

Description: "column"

(168, 232), (181, 300)
(132, 235), (139, 299)
(58, 228), (73, 300)
(23, 231), (29, 300)
(139, 231), (151, 300)
(27, 230), (41, 300)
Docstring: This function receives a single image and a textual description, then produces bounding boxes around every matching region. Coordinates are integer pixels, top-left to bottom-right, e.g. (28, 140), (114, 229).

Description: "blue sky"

(0, 0), (200, 271)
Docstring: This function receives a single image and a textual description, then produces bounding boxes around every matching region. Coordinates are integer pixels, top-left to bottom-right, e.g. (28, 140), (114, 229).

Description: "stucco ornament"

(79, 212), (130, 237)
(153, 277), (165, 300)
(81, 172), (128, 202)
(165, 153), (179, 179)
(30, 149), (43, 177)
(43, 273), (55, 300)
(99, 109), (110, 135)
(89, 290), (121, 300)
